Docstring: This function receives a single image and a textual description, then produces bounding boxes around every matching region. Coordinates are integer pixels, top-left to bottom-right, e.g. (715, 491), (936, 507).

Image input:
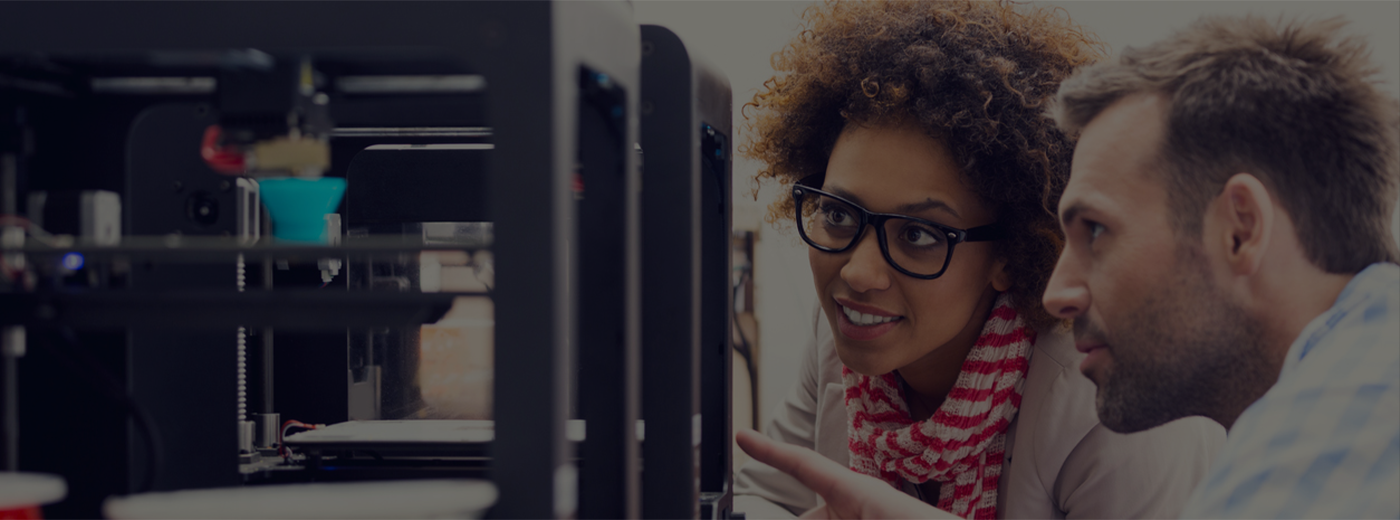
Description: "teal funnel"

(258, 177), (346, 243)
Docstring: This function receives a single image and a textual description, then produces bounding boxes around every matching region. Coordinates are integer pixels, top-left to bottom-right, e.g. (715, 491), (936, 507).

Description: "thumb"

(799, 504), (832, 519)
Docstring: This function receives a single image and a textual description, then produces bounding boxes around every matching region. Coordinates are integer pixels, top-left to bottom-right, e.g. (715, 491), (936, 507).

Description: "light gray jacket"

(734, 309), (1225, 519)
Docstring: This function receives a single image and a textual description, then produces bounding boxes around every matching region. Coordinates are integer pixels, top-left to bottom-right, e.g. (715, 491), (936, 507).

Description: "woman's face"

(812, 122), (1009, 376)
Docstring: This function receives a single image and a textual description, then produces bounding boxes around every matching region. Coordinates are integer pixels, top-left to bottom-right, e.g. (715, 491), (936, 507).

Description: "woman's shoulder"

(1000, 324), (1100, 516)
(1013, 325), (1101, 465)
(1026, 324), (1086, 375)
(1020, 325), (1098, 424)
(813, 308), (844, 386)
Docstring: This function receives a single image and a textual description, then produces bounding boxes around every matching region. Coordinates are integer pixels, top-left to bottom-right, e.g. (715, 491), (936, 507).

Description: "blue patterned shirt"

(1180, 262), (1400, 519)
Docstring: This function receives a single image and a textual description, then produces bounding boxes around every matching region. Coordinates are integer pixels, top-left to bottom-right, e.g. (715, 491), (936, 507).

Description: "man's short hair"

(1053, 15), (1400, 272)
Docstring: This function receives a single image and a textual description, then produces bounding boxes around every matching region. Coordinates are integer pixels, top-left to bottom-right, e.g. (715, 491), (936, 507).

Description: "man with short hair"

(736, 14), (1399, 519)
(1042, 14), (1398, 519)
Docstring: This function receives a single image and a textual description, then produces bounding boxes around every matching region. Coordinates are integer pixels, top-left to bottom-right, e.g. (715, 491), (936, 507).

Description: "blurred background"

(632, 0), (1400, 467)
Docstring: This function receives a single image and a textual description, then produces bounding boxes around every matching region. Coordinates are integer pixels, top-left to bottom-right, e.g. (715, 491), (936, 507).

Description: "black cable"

(732, 269), (760, 430)
(51, 328), (163, 493)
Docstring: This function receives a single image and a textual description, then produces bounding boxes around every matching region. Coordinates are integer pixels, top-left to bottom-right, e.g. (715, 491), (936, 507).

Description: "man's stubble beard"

(1092, 244), (1278, 433)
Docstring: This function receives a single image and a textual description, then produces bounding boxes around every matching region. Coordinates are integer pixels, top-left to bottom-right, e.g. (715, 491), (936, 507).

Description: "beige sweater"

(734, 309), (1225, 519)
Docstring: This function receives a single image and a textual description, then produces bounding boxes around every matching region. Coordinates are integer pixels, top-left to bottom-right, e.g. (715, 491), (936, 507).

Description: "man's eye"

(1089, 222), (1106, 241)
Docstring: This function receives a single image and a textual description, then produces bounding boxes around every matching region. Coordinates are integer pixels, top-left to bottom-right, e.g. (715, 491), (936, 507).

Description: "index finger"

(734, 429), (850, 500)
(735, 429), (961, 520)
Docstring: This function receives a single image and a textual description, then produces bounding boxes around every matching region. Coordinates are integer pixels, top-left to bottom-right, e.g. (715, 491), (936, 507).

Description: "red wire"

(201, 125), (246, 175)
(278, 420), (317, 458)
(0, 256), (18, 282)
(0, 215), (34, 228)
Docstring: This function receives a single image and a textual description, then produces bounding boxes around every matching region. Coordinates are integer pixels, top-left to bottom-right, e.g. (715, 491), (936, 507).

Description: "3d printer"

(0, 3), (734, 519)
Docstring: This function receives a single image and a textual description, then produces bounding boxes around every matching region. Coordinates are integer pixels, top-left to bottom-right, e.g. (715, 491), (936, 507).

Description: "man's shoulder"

(1331, 262), (1400, 339)
(1291, 262), (1400, 388)
(1182, 376), (1398, 518)
(1238, 261), (1398, 457)
(1180, 263), (1400, 519)
(1334, 262), (1399, 329)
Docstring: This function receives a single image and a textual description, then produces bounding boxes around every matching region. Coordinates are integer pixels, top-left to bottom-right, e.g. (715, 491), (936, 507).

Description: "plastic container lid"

(0, 472), (67, 508)
(103, 479), (495, 520)
(258, 177), (346, 243)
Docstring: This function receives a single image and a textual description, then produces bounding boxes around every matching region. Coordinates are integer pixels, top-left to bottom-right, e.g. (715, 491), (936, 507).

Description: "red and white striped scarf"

(844, 294), (1034, 520)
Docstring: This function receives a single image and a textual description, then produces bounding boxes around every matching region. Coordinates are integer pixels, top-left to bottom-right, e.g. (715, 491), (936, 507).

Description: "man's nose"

(1043, 250), (1090, 319)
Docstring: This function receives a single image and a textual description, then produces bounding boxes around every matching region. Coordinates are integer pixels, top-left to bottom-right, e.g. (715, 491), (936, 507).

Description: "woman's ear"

(991, 257), (1012, 292)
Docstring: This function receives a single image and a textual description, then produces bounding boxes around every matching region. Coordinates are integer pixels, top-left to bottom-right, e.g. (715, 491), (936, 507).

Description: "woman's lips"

(835, 303), (903, 341)
(835, 298), (899, 317)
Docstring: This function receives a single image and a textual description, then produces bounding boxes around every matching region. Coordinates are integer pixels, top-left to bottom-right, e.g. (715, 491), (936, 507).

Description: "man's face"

(1043, 93), (1267, 432)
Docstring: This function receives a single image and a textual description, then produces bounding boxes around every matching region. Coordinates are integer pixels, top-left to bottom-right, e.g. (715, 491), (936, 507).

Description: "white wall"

(633, 0), (1400, 443)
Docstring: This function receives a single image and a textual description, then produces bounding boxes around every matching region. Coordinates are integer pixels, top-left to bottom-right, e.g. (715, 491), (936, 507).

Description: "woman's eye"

(900, 224), (943, 247)
(823, 207), (855, 226)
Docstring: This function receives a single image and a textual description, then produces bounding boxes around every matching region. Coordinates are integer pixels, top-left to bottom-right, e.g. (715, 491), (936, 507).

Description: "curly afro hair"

(742, 0), (1104, 330)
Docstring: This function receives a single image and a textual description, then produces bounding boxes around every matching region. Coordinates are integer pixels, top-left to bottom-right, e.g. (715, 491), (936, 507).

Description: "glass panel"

(884, 218), (951, 276)
(799, 193), (861, 250)
(343, 222), (495, 421)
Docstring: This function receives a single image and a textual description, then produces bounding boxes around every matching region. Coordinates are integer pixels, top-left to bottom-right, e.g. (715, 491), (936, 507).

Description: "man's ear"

(991, 256), (1012, 292)
(1213, 173), (1274, 276)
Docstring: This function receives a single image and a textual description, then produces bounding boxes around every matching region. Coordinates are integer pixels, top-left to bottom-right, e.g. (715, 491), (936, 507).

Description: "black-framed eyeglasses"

(792, 176), (1005, 279)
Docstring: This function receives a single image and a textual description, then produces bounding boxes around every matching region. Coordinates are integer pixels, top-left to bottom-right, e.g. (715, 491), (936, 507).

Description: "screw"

(220, 180), (232, 192)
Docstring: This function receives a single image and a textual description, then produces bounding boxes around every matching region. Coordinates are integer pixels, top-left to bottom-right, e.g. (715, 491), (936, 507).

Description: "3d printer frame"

(0, 3), (743, 520)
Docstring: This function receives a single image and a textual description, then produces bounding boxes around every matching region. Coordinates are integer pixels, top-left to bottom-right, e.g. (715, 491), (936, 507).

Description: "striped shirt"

(1179, 262), (1400, 519)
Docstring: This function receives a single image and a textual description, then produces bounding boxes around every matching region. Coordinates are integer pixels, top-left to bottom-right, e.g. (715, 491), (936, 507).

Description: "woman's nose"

(839, 228), (892, 293)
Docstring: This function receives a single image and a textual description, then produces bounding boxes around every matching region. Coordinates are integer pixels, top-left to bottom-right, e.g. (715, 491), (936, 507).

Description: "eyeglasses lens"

(798, 192), (950, 277)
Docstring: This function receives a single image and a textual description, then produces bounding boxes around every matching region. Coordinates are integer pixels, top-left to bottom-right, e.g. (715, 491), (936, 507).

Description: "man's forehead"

(1061, 93), (1171, 217)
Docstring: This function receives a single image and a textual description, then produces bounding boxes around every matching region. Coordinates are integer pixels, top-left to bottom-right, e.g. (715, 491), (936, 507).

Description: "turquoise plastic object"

(258, 177), (346, 243)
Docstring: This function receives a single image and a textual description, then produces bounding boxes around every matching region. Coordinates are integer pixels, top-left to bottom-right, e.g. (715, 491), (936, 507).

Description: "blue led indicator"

(61, 252), (85, 271)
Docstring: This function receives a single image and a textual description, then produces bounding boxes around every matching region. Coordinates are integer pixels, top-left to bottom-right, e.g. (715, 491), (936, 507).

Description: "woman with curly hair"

(733, 2), (1223, 518)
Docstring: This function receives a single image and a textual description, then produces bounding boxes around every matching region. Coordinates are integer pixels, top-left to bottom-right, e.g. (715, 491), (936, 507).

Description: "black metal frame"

(793, 179), (1005, 280)
(639, 25), (735, 520)
(576, 63), (642, 520)
(0, 2), (643, 518)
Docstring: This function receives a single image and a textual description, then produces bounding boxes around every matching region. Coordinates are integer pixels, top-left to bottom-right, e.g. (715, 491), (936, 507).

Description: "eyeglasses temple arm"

(962, 224), (1006, 242)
